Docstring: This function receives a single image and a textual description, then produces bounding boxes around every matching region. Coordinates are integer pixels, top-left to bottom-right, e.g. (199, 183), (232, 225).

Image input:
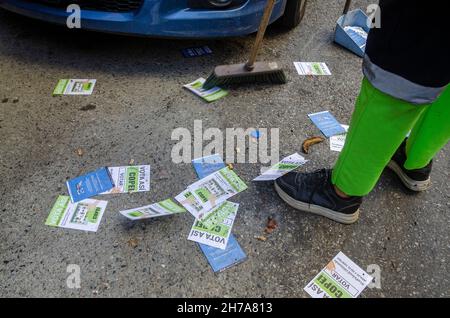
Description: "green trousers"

(332, 78), (450, 196)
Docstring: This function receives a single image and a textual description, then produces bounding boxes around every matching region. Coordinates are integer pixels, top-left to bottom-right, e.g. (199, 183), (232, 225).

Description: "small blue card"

(192, 154), (225, 179)
(181, 46), (213, 58)
(308, 111), (346, 138)
(199, 234), (247, 273)
(66, 167), (114, 203)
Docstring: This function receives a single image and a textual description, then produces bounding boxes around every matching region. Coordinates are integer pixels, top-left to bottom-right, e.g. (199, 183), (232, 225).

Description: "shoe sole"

(387, 160), (431, 192)
(274, 182), (360, 225)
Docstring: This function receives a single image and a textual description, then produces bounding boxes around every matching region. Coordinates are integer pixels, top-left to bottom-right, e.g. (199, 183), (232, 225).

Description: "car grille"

(24, 0), (143, 13)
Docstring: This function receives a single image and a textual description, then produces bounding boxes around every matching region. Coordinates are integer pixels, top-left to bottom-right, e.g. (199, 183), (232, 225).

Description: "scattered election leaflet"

(192, 154), (225, 179)
(181, 46), (213, 58)
(188, 167), (247, 212)
(188, 202), (238, 250)
(66, 167), (114, 203)
(45, 195), (107, 232)
(175, 189), (206, 219)
(304, 252), (373, 298)
(53, 79), (96, 95)
(102, 165), (150, 194)
(184, 78), (228, 103)
(253, 153), (308, 181)
(330, 125), (349, 152)
(308, 111), (347, 138)
(199, 201), (239, 230)
(120, 199), (186, 221)
(294, 62), (331, 76)
(199, 234), (247, 273)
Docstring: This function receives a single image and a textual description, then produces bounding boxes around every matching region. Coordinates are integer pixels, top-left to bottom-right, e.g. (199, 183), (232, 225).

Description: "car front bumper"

(0, 0), (287, 38)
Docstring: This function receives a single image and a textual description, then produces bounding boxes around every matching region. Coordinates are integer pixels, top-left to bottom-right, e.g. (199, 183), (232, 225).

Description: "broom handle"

(245, 0), (276, 70)
(343, 0), (352, 14)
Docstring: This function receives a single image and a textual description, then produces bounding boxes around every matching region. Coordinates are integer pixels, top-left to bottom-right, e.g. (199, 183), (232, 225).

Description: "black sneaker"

(387, 141), (432, 192)
(274, 169), (362, 224)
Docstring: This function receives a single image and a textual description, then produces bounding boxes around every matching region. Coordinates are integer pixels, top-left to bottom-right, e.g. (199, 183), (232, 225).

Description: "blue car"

(0, 0), (307, 38)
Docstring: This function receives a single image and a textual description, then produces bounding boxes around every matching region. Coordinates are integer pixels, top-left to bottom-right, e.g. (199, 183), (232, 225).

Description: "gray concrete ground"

(0, 0), (449, 298)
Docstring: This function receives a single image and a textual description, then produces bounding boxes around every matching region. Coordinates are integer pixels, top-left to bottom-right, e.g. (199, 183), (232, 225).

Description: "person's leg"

(332, 78), (430, 197)
(404, 85), (450, 169)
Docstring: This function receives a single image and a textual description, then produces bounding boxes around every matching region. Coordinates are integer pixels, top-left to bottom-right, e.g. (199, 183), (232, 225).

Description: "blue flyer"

(66, 167), (114, 203)
(199, 234), (247, 273)
(192, 154), (225, 179)
(181, 46), (213, 58)
(308, 111), (346, 138)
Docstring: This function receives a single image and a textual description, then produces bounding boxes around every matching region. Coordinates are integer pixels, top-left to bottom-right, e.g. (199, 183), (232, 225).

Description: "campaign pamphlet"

(308, 111), (347, 138)
(45, 195), (107, 232)
(199, 201), (239, 230)
(175, 189), (206, 219)
(182, 46), (213, 58)
(294, 62), (332, 76)
(253, 153), (308, 181)
(192, 154), (226, 179)
(187, 167), (247, 212)
(330, 125), (349, 152)
(119, 199), (186, 221)
(66, 167), (114, 203)
(53, 79), (96, 95)
(188, 202), (238, 250)
(199, 234), (247, 272)
(183, 78), (228, 103)
(102, 165), (150, 194)
(304, 252), (373, 298)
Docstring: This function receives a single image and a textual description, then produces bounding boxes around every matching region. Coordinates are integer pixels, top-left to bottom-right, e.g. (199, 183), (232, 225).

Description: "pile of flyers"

(46, 165), (152, 232)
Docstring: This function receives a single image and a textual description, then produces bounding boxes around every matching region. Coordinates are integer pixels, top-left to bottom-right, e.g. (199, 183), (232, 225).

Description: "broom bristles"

(203, 68), (286, 90)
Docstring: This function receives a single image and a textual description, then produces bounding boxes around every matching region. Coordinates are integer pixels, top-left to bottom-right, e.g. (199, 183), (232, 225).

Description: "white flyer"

(253, 153), (308, 181)
(294, 62), (332, 76)
(187, 167), (247, 212)
(45, 195), (107, 232)
(102, 165), (150, 194)
(183, 78), (228, 102)
(304, 252), (373, 298)
(175, 189), (207, 219)
(187, 202), (238, 250)
(120, 199), (186, 221)
(53, 79), (96, 95)
(329, 125), (349, 152)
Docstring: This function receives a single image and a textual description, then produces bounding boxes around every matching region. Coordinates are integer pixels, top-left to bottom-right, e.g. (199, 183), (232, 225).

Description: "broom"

(202, 0), (287, 90)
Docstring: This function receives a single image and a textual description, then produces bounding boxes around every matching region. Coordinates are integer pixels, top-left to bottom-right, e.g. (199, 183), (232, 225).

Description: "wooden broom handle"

(343, 0), (352, 14)
(245, 0), (276, 70)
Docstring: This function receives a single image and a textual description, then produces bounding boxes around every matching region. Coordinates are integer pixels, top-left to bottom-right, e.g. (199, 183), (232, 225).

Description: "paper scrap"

(187, 202), (238, 250)
(120, 199), (186, 221)
(182, 46), (213, 58)
(184, 78), (228, 103)
(199, 201), (239, 230)
(66, 167), (114, 203)
(45, 195), (107, 232)
(304, 252), (373, 298)
(308, 111), (347, 138)
(53, 79), (96, 95)
(253, 153), (308, 181)
(199, 234), (246, 272)
(192, 154), (225, 179)
(330, 125), (349, 152)
(188, 167), (247, 212)
(175, 189), (206, 219)
(294, 62), (331, 76)
(102, 165), (150, 194)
